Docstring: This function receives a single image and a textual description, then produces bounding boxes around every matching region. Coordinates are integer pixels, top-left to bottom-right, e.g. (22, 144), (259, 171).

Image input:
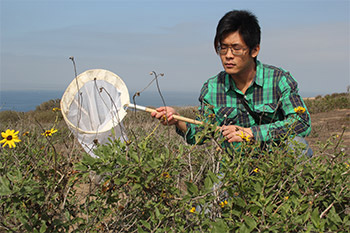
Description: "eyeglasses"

(217, 44), (248, 56)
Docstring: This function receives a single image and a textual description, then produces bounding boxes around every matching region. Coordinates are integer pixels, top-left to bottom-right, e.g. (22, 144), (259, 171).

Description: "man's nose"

(226, 48), (235, 58)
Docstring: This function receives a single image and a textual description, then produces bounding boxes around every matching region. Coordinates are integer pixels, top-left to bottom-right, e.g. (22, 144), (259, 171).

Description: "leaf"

(234, 197), (246, 208)
(74, 162), (88, 171)
(311, 207), (320, 228)
(329, 206), (342, 224)
(243, 215), (257, 231)
(250, 205), (260, 215)
(207, 170), (220, 183)
(82, 153), (98, 164)
(40, 221), (47, 233)
(0, 176), (12, 196)
(185, 181), (198, 195)
(204, 176), (213, 191)
(137, 226), (147, 233)
(253, 181), (262, 194)
(140, 220), (151, 230)
(239, 223), (250, 233)
(211, 219), (229, 233)
(155, 206), (161, 219)
(231, 208), (241, 217)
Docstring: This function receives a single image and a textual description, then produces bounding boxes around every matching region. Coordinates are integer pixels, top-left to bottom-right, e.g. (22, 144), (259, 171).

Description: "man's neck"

(231, 62), (256, 94)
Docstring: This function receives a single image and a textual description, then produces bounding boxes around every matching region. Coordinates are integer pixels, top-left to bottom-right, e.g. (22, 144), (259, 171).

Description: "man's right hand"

(151, 106), (179, 126)
(151, 106), (188, 133)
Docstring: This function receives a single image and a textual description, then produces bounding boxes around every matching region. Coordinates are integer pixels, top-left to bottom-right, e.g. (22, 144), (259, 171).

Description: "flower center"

(6, 135), (13, 140)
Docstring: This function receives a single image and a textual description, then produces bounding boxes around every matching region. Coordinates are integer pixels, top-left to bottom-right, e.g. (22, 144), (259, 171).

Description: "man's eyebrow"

(220, 43), (242, 46)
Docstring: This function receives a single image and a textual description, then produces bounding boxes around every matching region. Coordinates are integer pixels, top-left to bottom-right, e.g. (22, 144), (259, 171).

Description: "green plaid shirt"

(178, 60), (311, 146)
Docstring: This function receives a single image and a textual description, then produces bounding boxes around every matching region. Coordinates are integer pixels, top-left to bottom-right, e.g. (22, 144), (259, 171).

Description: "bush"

(35, 99), (61, 112)
(304, 93), (350, 114)
(70, 123), (349, 232)
(0, 101), (349, 232)
(0, 110), (23, 125)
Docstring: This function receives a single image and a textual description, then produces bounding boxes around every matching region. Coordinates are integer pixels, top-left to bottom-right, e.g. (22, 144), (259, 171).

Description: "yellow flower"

(161, 172), (170, 178)
(238, 131), (251, 142)
(284, 196), (289, 200)
(219, 200), (228, 208)
(345, 162), (350, 168)
(42, 128), (58, 137)
(189, 207), (196, 213)
(52, 107), (61, 112)
(0, 129), (21, 148)
(22, 131), (29, 136)
(253, 168), (259, 173)
(294, 106), (306, 115)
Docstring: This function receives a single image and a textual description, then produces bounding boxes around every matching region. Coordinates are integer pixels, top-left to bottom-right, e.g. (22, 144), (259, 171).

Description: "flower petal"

(1, 132), (7, 138)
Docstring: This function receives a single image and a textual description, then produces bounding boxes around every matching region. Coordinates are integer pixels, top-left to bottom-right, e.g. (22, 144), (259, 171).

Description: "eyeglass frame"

(217, 44), (249, 56)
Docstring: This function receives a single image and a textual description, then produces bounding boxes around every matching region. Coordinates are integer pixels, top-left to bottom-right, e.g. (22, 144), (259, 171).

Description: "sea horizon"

(0, 89), (332, 112)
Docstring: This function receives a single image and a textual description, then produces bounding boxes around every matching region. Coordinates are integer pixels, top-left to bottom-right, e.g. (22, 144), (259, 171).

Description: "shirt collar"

(255, 60), (264, 87)
(224, 60), (264, 93)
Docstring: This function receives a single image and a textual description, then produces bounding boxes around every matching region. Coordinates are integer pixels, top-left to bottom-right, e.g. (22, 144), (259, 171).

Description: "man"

(152, 10), (312, 155)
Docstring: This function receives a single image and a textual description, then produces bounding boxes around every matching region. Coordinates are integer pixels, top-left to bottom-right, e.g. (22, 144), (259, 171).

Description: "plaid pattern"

(178, 60), (311, 145)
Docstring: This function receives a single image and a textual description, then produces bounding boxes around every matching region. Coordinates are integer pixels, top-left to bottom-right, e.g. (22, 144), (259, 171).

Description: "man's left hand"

(221, 125), (253, 143)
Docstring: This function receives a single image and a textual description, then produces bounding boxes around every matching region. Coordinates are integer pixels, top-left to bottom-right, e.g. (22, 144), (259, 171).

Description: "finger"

(156, 106), (166, 112)
(155, 111), (166, 119)
(228, 135), (242, 143)
(167, 112), (176, 121)
(228, 138), (240, 143)
(222, 127), (232, 136)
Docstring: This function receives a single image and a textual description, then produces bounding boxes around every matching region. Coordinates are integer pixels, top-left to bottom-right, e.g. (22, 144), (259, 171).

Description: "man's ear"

(251, 44), (260, 58)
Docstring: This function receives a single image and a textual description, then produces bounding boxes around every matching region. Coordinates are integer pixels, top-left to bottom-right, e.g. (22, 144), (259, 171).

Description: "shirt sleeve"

(251, 72), (311, 142)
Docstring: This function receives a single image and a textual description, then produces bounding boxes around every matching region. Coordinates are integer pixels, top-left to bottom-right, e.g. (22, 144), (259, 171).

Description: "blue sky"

(1, 0), (349, 98)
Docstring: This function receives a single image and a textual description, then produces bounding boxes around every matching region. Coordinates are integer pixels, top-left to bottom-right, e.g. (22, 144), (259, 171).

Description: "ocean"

(0, 90), (200, 112)
(0, 89), (321, 113)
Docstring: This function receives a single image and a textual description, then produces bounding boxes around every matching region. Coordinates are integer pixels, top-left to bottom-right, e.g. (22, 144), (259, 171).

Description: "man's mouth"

(225, 63), (235, 68)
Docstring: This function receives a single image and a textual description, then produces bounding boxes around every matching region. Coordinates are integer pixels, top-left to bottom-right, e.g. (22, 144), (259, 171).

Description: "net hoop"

(60, 69), (130, 134)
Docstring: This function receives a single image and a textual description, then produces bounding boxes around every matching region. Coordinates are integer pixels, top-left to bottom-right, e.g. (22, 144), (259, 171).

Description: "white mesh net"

(61, 69), (130, 157)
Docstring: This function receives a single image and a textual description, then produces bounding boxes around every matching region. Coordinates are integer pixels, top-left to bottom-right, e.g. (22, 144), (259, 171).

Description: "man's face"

(219, 31), (259, 77)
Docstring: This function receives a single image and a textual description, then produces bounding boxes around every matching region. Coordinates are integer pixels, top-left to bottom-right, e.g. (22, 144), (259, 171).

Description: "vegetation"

(304, 92), (350, 114)
(0, 94), (349, 232)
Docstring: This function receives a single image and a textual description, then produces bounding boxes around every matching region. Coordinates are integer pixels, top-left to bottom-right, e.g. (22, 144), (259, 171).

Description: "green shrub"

(69, 122), (349, 232)
(0, 110), (24, 125)
(304, 93), (350, 114)
(0, 98), (349, 232)
(35, 99), (61, 112)
(27, 110), (63, 124)
(0, 123), (81, 232)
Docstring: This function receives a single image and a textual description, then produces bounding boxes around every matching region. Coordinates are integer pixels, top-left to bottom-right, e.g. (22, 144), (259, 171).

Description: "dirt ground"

(307, 109), (350, 155)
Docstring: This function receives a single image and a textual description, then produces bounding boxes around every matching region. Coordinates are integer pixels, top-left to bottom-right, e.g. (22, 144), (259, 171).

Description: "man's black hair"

(214, 10), (261, 55)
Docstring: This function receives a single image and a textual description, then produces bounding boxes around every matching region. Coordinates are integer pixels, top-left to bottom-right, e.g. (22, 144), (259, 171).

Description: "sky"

(1, 0), (349, 98)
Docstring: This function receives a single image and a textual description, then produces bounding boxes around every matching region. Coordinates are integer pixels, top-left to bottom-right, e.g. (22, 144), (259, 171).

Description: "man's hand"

(151, 106), (179, 126)
(151, 106), (188, 133)
(221, 125), (253, 143)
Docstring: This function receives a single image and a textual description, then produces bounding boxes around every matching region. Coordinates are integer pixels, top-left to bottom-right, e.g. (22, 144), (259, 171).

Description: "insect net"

(61, 69), (130, 158)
